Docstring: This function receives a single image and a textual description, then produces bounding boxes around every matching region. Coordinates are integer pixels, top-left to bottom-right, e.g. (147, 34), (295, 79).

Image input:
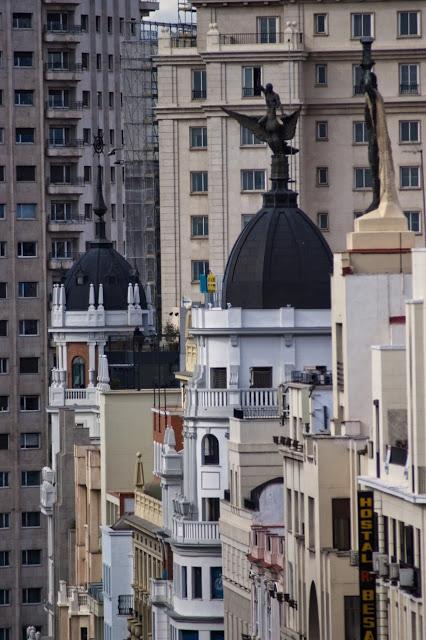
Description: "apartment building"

(0, 2), (144, 636)
(156, 0), (426, 322)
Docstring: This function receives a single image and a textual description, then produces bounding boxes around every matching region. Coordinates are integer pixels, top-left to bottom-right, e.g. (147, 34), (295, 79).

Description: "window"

(0, 323), (7, 337)
(316, 121), (328, 140)
(210, 634), (224, 640)
(0, 358), (7, 374)
(83, 127), (91, 144)
(18, 282), (38, 298)
(47, 50), (69, 70)
(398, 11), (420, 37)
(0, 243), (4, 258)
(72, 357), (85, 389)
(400, 166), (420, 189)
(0, 397), (7, 412)
(48, 89), (70, 108)
(0, 551), (9, 567)
(81, 14), (88, 32)
(22, 550), (41, 566)
(108, 55), (113, 71)
(0, 590), (10, 606)
(0, 283), (6, 299)
(400, 64), (419, 95)
(52, 240), (73, 259)
(202, 497), (220, 521)
(354, 167), (372, 189)
(242, 66), (262, 97)
(97, 91), (103, 108)
(16, 204), (36, 220)
(120, 17), (124, 34)
(317, 167), (329, 186)
(192, 567), (202, 598)
(21, 471), (41, 486)
(0, 129), (4, 144)
(0, 205), (4, 219)
(19, 320), (39, 336)
(47, 12), (69, 31)
(17, 242), (37, 257)
(191, 171), (208, 193)
(315, 64), (327, 86)
(22, 512), (40, 527)
(351, 13), (373, 38)
(0, 472), (9, 487)
(241, 169), (265, 191)
(19, 358), (39, 374)
(250, 366), (273, 387)
(20, 395), (40, 412)
(210, 567), (223, 599)
(211, 367), (227, 389)
(0, 167), (4, 182)
(82, 91), (90, 107)
(20, 433), (40, 449)
(242, 213), (255, 228)
(353, 121), (368, 143)
(190, 127), (208, 148)
(108, 16), (113, 33)
(257, 16), (278, 43)
(191, 216), (208, 237)
(85, 204), (93, 220)
(81, 52), (89, 70)
(110, 167), (116, 183)
(84, 166), (92, 183)
(49, 126), (71, 146)
(191, 260), (209, 282)
(405, 210), (422, 234)
(109, 129), (115, 145)
(181, 566), (187, 598)
(202, 434), (219, 465)
(109, 92), (114, 108)
(96, 53), (101, 70)
(95, 15), (101, 32)
(0, 513), (9, 528)
(22, 588), (41, 604)
(317, 212), (329, 231)
(16, 166), (35, 182)
(352, 64), (363, 95)
(15, 90), (33, 106)
(400, 120), (420, 143)
(192, 69), (207, 100)
(15, 128), (34, 144)
(0, 435), (8, 450)
(180, 633), (198, 640)
(332, 498), (351, 551)
(13, 13), (32, 29)
(314, 13), (328, 35)
(308, 496), (315, 549)
(51, 201), (73, 221)
(50, 165), (71, 184)
(241, 125), (263, 146)
(14, 51), (33, 67)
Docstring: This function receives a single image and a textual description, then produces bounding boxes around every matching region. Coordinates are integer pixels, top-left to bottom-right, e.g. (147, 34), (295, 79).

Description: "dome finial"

(93, 130), (107, 239)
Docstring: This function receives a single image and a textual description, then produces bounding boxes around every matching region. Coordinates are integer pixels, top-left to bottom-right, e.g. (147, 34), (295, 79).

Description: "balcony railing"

(400, 83), (419, 95)
(46, 100), (85, 111)
(49, 214), (86, 224)
(219, 32), (303, 45)
(289, 370), (332, 386)
(118, 594), (134, 615)
(171, 36), (197, 47)
(45, 24), (82, 33)
(195, 387), (276, 408)
(88, 582), (104, 603)
(353, 85), (364, 95)
(172, 517), (220, 543)
(151, 579), (173, 606)
(47, 138), (84, 148)
(45, 62), (83, 73)
(47, 176), (84, 186)
(192, 89), (206, 100)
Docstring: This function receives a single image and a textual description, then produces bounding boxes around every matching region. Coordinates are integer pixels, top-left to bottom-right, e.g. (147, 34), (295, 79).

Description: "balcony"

(87, 582), (104, 617)
(219, 32), (300, 45)
(192, 89), (206, 100)
(151, 579), (173, 607)
(45, 101), (86, 119)
(49, 386), (99, 407)
(353, 84), (364, 95)
(48, 214), (87, 233)
(118, 594), (134, 616)
(46, 139), (84, 157)
(171, 36), (197, 48)
(186, 387), (277, 417)
(44, 24), (82, 43)
(44, 62), (82, 81)
(46, 176), (84, 195)
(289, 369), (332, 386)
(172, 516), (220, 543)
(400, 83), (419, 96)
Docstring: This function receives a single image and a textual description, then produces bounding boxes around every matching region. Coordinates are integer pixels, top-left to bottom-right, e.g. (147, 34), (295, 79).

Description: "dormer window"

(72, 356), (85, 389)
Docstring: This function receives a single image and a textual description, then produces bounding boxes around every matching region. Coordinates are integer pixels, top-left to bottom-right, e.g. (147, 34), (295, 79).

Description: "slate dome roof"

(64, 241), (147, 311)
(221, 204), (333, 310)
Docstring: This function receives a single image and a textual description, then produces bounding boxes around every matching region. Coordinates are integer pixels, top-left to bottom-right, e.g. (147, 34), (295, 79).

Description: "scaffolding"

(121, 20), (197, 332)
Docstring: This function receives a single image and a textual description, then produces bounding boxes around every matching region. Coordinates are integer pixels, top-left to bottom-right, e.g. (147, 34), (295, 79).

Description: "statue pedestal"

(347, 230), (415, 251)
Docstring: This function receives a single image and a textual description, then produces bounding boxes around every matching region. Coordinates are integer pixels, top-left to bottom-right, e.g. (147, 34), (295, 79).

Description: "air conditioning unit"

(389, 563), (400, 580)
(399, 567), (415, 588)
(350, 551), (359, 567)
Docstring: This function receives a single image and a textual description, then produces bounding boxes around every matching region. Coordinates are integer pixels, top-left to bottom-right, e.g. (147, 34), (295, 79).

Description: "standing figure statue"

(258, 83), (286, 124)
(360, 37), (380, 213)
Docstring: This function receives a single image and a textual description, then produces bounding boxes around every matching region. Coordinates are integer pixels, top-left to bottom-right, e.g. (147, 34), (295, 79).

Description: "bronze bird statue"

(222, 83), (300, 156)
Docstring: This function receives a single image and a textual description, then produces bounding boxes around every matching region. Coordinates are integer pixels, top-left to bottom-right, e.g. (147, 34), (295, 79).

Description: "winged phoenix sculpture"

(222, 83), (300, 156)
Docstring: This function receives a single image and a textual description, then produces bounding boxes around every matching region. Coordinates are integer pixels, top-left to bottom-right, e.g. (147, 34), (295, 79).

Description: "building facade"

(0, 1), (143, 636)
(156, 0), (426, 322)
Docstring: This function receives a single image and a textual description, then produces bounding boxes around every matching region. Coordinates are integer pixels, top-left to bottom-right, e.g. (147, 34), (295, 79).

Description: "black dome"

(222, 205), (333, 310)
(64, 241), (147, 311)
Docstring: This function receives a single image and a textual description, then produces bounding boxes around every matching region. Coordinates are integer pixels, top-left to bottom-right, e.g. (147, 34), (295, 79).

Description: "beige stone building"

(156, 0), (426, 322)
(0, 1), (143, 635)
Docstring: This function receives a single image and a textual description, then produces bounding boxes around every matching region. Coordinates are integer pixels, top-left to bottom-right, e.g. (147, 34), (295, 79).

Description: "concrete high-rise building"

(156, 0), (426, 323)
(0, 1), (143, 636)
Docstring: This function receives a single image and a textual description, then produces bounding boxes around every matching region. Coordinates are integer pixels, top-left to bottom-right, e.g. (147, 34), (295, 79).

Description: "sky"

(149, 0), (180, 23)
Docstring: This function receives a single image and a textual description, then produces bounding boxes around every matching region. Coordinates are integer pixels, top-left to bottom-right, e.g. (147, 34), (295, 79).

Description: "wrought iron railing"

(400, 83), (419, 95)
(219, 32), (303, 45)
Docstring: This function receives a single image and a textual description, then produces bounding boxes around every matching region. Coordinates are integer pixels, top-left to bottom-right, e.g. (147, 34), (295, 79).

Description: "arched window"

(202, 434), (219, 465)
(72, 356), (85, 389)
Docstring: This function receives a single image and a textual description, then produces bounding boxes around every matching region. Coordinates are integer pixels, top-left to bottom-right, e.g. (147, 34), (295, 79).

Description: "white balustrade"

(172, 517), (220, 543)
